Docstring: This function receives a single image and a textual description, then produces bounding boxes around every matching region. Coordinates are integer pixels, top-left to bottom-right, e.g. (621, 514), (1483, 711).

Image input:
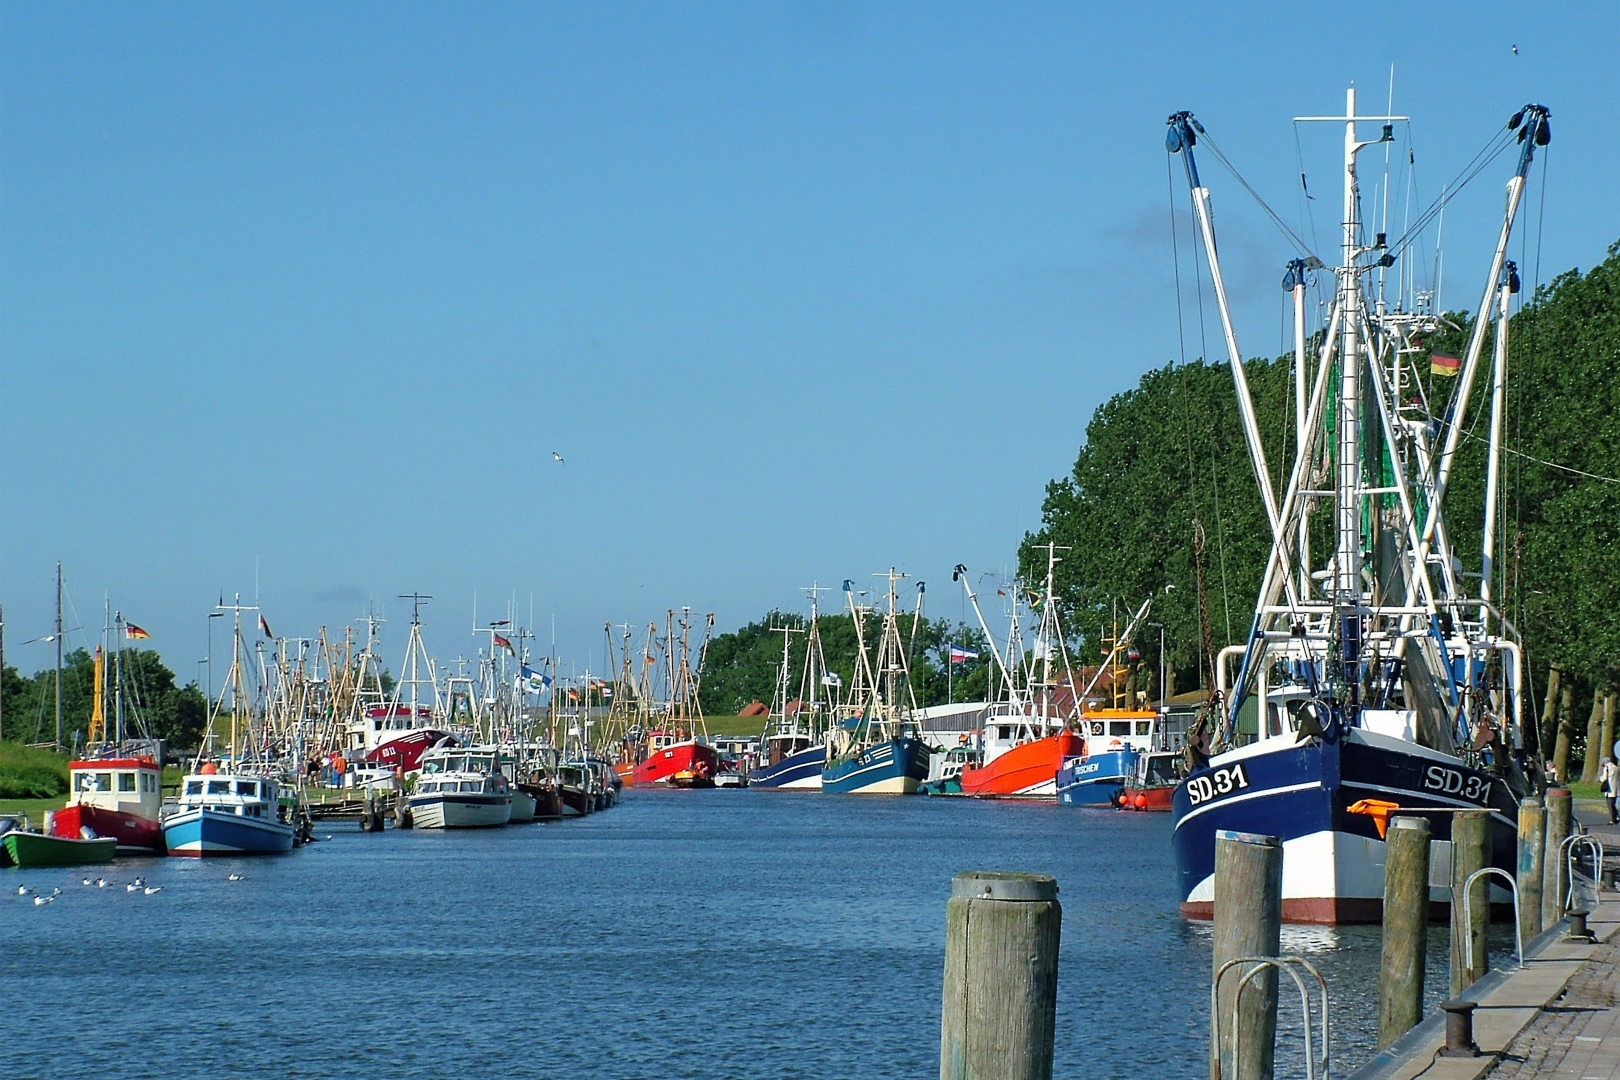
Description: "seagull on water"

(126, 883), (140, 892)
(96, 878), (111, 888)
(227, 873), (243, 882)
(143, 886), (163, 895)
(82, 877), (93, 886)
(132, 877), (145, 887)
(17, 885), (30, 896)
(33, 894), (52, 906)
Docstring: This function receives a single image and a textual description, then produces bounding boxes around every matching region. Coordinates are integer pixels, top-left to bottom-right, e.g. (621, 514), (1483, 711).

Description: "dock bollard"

(1211, 832), (1282, 1080)
(1517, 797), (1547, 940)
(939, 871), (1060, 1080)
(1563, 909), (1597, 943)
(1378, 816), (1430, 1049)
(1450, 810), (1491, 995)
(1438, 999), (1480, 1058)
(1542, 788), (1573, 929)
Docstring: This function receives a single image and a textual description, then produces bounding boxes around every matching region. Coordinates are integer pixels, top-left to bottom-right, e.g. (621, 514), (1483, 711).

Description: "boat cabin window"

(997, 726), (1013, 741)
(142, 773), (157, 793)
(460, 781), (479, 793)
(119, 772), (137, 792)
(1108, 721), (1132, 737)
(1136, 721), (1152, 736)
(207, 780), (231, 795)
(186, 780), (203, 795)
(235, 781), (258, 797)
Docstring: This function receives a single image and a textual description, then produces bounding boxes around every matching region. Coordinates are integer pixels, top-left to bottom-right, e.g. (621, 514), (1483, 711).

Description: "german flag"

(1431, 352), (1461, 377)
(125, 623), (151, 640)
(493, 634), (515, 655)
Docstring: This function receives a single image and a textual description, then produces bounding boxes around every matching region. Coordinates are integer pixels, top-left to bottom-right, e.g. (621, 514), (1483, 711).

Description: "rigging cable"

(1389, 123), (1518, 263)
(1198, 129), (1319, 262)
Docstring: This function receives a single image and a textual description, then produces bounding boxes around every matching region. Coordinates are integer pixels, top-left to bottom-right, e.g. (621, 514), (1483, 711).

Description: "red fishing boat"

(362, 712), (454, 774)
(631, 731), (719, 786)
(51, 755), (166, 853)
(1119, 751), (1182, 811)
(958, 712), (1081, 798)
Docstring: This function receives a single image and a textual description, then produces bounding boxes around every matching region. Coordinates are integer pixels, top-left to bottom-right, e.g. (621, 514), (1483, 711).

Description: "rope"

(1458, 426), (1620, 486)
(1389, 124), (1516, 262)
(1199, 129), (1319, 261)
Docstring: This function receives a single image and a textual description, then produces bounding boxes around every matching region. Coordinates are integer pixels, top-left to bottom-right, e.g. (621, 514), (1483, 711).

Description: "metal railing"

(1461, 866), (1524, 971)
(1562, 833), (1606, 911)
(1211, 954), (1330, 1080)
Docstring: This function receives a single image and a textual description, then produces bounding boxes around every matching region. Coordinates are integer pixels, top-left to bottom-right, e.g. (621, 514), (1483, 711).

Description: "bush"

(0, 741), (69, 799)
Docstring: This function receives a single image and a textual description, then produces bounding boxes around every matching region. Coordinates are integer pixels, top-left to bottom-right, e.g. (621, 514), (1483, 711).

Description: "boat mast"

(55, 561), (63, 751)
(1334, 86), (1367, 700)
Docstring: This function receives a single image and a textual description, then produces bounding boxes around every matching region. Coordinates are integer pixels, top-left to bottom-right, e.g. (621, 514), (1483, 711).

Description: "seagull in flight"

(552, 451), (565, 465)
(1511, 43), (1518, 54)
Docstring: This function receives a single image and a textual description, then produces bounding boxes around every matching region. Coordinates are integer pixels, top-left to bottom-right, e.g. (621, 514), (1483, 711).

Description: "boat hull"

(163, 808), (296, 857)
(3, 830), (118, 867)
(509, 789), (537, 823)
(1170, 729), (1519, 924)
(631, 740), (719, 786)
(1121, 785), (1175, 811)
(960, 733), (1080, 798)
(1056, 748), (1139, 807)
(517, 783), (563, 819)
(407, 793), (511, 829)
(822, 738), (929, 795)
(750, 745), (825, 790)
(52, 802), (165, 854)
(366, 729), (453, 774)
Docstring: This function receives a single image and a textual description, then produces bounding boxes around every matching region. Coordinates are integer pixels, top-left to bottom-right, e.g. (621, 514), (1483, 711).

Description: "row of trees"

(1, 648), (210, 751)
(1020, 241), (1620, 778)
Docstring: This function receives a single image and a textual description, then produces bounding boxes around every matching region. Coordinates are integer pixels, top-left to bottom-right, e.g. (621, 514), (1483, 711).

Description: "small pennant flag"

(822, 671), (843, 688)
(258, 614), (273, 639)
(1430, 352), (1461, 377)
(493, 634), (514, 655)
(948, 645), (980, 663)
(124, 623), (151, 640)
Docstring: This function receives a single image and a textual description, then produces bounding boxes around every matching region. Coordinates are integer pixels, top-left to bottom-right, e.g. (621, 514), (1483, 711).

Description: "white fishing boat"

(408, 745), (513, 828)
(1164, 91), (1543, 921)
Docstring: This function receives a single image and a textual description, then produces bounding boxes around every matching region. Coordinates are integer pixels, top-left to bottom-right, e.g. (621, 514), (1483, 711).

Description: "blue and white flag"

(521, 665), (553, 692)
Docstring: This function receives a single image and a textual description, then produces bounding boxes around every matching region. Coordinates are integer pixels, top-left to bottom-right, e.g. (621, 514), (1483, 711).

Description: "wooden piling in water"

(1543, 788), (1572, 928)
(1378, 815), (1430, 1049)
(1517, 796), (1546, 940)
(1449, 809), (1491, 995)
(939, 871), (1061, 1080)
(1211, 831), (1282, 1080)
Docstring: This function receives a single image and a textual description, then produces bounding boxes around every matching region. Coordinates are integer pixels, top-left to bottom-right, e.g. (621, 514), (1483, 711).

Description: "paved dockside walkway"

(1357, 811), (1620, 1080)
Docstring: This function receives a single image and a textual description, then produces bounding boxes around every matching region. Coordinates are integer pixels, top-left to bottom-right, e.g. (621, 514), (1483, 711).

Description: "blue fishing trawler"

(163, 771), (296, 856)
(820, 571), (930, 795)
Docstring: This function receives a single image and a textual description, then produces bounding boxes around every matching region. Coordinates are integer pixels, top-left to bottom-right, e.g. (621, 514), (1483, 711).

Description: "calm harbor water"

(4, 790), (1494, 1079)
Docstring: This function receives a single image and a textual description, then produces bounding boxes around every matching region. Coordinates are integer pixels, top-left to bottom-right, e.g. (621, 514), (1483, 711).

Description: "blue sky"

(3, 2), (1616, 682)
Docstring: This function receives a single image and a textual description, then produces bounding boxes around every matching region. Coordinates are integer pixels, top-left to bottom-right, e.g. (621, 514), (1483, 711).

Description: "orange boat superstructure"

(958, 710), (1081, 798)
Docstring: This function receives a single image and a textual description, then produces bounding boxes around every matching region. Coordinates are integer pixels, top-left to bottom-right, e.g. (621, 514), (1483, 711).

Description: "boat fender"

(1134, 794), (1148, 810)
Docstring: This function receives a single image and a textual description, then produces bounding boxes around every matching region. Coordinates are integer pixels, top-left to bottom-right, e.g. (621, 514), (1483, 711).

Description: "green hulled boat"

(2, 830), (117, 868)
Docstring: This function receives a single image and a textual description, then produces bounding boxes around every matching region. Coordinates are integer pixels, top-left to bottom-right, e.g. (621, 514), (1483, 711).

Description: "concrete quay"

(1352, 811), (1620, 1080)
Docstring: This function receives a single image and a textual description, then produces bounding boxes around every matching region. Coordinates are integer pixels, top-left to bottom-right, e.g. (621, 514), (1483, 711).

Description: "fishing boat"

(919, 744), (981, 795)
(629, 610), (720, 786)
(409, 745), (513, 828)
(164, 600), (300, 857)
(1162, 93), (1541, 921)
(954, 549), (1085, 798)
(3, 824), (117, 868)
(350, 603), (452, 774)
(752, 585), (837, 790)
(53, 753), (165, 854)
(822, 571), (930, 795)
(1121, 751), (1183, 812)
(164, 770), (298, 856)
(1056, 600), (1164, 807)
(557, 759), (594, 816)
